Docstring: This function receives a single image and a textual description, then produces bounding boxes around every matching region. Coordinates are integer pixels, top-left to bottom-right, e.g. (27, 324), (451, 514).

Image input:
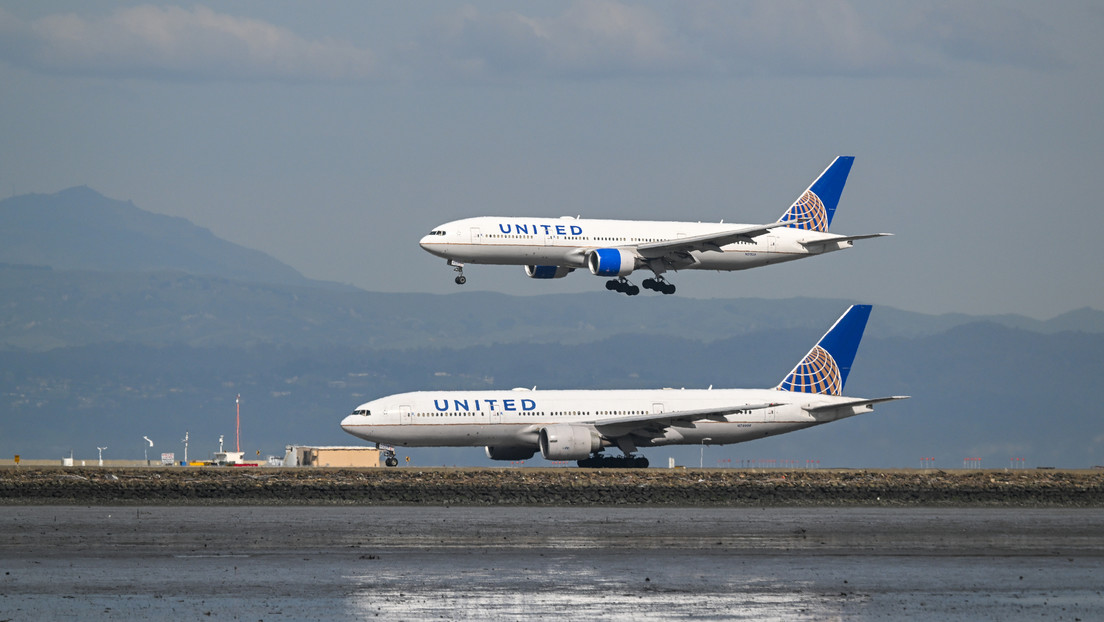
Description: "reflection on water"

(348, 586), (847, 621)
(341, 551), (1103, 621)
(2, 506), (1102, 621)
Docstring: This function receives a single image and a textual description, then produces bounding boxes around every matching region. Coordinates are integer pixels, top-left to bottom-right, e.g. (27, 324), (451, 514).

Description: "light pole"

(97, 446), (107, 467)
(142, 436), (153, 465)
(700, 438), (712, 469)
(182, 431), (189, 465)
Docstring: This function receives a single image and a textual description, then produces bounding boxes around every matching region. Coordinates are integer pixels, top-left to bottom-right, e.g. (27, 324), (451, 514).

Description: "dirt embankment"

(2, 467), (1102, 506)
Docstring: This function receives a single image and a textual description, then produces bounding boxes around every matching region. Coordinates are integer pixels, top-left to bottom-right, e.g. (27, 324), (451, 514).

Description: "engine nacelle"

(524, 265), (575, 279)
(485, 446), (537, 461)
(587, 248), (637, 277)
(539, 424), (601, 460)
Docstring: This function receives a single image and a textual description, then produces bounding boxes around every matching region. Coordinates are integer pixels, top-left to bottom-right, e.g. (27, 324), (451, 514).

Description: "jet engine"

(538, 424), (601, 460)
(485, 446), (537, 461)
(524, 265), (574, 279)
(586, 248), (637, 277)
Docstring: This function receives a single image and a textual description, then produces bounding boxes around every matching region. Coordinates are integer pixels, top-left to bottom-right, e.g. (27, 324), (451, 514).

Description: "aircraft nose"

(340, 414), (358, 431)
(419, 235), (449, 258)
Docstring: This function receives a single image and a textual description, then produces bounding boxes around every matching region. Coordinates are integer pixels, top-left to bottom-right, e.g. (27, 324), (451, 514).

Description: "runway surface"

(2, 506), (1102, 620)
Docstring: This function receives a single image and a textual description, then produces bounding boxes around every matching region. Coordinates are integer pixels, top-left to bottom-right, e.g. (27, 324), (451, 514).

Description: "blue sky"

(2, 1), (1102, 318)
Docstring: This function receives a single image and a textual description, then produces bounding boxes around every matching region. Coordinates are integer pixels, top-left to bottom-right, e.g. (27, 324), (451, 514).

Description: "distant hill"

(0, 186), (333, 288)
(2, 185), (1103, 469)
(2, 264), (1102, 351)
(2, 321), (1101, 469)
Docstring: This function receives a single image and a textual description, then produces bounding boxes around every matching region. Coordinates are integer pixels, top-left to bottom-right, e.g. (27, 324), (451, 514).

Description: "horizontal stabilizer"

(802, 396), (910, 414)
(799, 232), (893, 248)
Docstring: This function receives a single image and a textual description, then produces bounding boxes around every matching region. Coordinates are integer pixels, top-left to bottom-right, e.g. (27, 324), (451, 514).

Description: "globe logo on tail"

(778, 345), (842, 395)
(780, 190), (829, 232)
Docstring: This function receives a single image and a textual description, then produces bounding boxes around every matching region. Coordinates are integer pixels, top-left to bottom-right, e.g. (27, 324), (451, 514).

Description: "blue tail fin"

(776, 305), (872, 395)
(777, 156), (854, 232)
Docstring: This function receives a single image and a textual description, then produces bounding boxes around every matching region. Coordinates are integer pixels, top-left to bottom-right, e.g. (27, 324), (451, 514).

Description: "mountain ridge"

(2, 263), (1102, 352)
(2, 186), (1101, 468)
(0, 186), (350, 290)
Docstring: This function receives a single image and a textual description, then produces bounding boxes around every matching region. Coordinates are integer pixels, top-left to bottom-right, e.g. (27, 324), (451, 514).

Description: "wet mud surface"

(2, 506), (1102, 620)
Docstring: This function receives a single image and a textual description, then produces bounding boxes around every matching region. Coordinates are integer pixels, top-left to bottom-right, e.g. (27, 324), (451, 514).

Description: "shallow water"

(2, 506), (1101, 620)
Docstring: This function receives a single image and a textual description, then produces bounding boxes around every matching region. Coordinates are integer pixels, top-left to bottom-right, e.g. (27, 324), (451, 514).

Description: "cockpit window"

(351, 409), (371, 416)
(428, 230), (446, 236)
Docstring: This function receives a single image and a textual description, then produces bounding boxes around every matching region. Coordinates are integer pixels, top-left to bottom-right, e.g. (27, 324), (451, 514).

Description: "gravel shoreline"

(2, 466), (1102, 506)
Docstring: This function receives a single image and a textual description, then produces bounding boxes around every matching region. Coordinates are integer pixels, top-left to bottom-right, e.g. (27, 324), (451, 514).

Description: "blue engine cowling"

(587, 248), (636, 277)
(485, 446), (537, 461)
(524, 265), (575, 279)
(538, 425), (601, 460)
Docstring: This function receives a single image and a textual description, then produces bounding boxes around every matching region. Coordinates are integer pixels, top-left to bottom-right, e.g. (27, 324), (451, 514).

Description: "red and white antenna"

(235, 394), (241, 453)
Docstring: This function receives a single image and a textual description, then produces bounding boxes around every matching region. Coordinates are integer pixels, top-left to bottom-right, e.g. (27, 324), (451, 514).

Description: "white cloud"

(899, 3), (1066, 70)
(426, 1), (698, 79)
(0, 3), (1069, 84)
(679, 0), (903, 76)
(420, 1), (1068, 80)
(0, 5), (376, 82)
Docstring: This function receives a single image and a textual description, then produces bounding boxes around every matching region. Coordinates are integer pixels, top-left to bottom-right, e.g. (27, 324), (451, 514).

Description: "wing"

(588, 402), (778, 437)
(634, 222), (796, 259)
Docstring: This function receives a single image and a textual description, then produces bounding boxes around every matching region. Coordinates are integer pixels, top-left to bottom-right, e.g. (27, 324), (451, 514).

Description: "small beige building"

(284, 445), (382, 467)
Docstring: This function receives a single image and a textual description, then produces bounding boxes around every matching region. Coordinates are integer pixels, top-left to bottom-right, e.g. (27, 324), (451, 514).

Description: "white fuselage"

(419, 216), (853, 272)
(340, 387), (862, 450)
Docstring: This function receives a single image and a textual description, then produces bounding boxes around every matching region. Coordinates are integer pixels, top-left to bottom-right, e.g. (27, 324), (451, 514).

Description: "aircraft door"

(652, 402), (665, 414)
(470, 227), (481, 244)
(476, 401), (502, 425)
(399, 405), (412, 424)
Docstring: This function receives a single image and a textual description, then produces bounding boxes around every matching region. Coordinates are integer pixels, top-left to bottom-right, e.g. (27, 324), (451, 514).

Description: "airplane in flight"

(419, 156), (891, 295)
(341, 305), (907, 467)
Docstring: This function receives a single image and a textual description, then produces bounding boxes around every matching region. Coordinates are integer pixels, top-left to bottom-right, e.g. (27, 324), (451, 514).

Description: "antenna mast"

(236, 394), (241, 453)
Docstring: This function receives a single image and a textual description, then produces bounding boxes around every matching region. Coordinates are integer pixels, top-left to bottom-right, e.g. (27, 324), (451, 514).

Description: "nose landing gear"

(448, 260), (466, 285)
(377, 444), (399, 467)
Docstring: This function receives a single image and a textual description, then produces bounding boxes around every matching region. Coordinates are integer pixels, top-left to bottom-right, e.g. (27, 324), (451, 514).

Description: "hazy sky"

(2, 1), (1102, 319)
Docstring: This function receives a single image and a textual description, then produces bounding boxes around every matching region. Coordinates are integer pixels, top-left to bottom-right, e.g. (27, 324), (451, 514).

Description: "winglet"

(776, 304), (871, 395)
(777, 156), (854, 232)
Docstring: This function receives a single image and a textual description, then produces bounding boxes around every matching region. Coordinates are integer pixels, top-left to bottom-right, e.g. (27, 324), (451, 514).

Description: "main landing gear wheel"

(577, 454), (650, 468)
(641, 278), (676, 295)
(454, 275), (466, 285)
(605, 278), (640, 296)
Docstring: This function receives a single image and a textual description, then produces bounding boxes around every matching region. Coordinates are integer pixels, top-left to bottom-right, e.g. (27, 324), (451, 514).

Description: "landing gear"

(577, 453), (650, 468)
(377, 443), (399, 467)
(605, 276), (675, 296)
(605, 277), (640, 296)
(449, 260), (466, 285)
(641, 277), (676, 295)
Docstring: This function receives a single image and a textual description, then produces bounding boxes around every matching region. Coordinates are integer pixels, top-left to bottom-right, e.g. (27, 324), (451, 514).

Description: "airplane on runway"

(419, 156), (891, 295)
(341, 305), (908, 468)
